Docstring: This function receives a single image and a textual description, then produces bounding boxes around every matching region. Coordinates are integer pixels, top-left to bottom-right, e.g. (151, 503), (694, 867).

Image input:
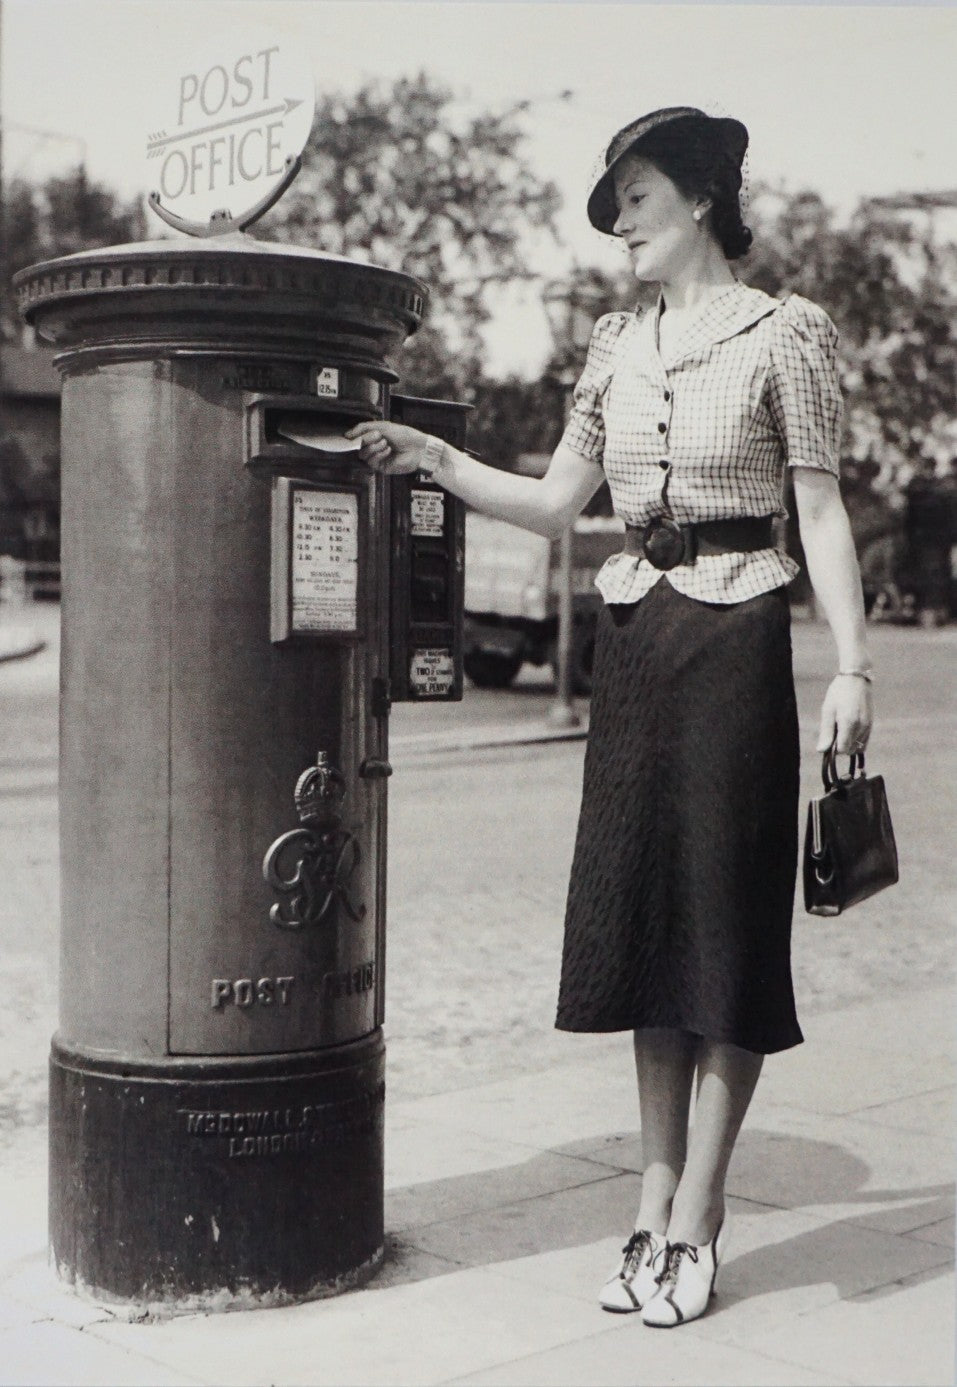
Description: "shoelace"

(618, 1229), (653, 1280)
(655, 1240), (699, 1287)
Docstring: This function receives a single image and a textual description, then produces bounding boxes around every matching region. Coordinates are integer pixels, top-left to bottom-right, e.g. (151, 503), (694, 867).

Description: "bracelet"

(419, 435), (447, 481)
(837, 668), (874, 683)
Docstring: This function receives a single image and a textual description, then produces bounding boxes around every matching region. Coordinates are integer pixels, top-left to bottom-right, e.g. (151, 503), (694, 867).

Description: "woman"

(346, 105), (873, 1327)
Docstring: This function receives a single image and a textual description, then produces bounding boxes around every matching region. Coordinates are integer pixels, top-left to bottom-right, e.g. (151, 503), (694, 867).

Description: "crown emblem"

(294, 753), (345, 827)
(262, 751), (365, 931)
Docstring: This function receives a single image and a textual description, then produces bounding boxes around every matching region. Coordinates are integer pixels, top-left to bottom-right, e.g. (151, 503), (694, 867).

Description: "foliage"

(467, 263), (637, 470)
(2, 168), (147, 339)
(3, 85), (951, 513)
(745, 184), (957, 493)
(260, 71), (562, 385)
(0, 435), (30, 509)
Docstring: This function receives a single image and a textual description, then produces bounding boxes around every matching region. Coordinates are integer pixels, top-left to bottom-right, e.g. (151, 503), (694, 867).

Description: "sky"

(3, 0), (956, 374)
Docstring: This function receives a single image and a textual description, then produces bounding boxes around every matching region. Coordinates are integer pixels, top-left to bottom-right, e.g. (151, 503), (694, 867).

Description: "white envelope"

(276, 421), (362, 455)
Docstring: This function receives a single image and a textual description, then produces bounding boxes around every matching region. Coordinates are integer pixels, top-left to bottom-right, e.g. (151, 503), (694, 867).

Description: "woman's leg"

(665, 1038), (764, 1246)
(633, 1028), (697, 1233)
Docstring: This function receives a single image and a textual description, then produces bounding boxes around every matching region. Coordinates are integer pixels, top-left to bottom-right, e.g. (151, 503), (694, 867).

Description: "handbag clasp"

(810, 798), (835, 884)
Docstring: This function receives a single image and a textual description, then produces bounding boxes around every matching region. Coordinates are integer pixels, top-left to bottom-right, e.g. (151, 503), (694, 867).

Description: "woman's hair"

(638, 116), (753, 260)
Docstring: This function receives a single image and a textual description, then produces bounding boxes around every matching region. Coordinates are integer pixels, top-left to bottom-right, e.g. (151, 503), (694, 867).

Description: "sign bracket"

(148, 154), (302, 239)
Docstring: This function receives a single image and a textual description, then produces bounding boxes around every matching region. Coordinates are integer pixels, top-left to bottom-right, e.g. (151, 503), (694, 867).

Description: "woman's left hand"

(816, 675), (874, 755)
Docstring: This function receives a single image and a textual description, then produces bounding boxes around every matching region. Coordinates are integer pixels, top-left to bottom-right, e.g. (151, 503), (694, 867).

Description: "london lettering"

(178, 1083), (386, 1156)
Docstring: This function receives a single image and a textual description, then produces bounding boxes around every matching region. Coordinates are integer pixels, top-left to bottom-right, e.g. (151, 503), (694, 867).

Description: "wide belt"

(623, 515), (775, 570)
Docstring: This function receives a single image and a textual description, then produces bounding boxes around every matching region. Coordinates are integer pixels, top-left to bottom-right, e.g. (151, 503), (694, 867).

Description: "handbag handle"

(821, 738), (865, 793)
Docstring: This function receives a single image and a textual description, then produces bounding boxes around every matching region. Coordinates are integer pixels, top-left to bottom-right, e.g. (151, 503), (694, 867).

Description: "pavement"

(1, 987), (953, 1387)
(0, 608), (954, 1387)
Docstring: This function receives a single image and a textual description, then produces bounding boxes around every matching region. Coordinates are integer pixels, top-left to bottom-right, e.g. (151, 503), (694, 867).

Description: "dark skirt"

(555, 579), (803, 1054)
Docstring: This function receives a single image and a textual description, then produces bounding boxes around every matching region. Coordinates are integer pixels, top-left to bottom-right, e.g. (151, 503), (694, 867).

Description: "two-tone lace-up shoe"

(641, 1220), (728, 1327)
(599, 1228), (667, 1312)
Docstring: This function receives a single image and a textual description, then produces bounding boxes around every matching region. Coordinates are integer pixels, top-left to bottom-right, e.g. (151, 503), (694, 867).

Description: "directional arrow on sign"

(146, 98), (305, 157)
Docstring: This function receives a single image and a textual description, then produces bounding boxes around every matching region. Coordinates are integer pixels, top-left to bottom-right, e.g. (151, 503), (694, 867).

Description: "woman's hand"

(816, 674), (874, 755)
(344, 420), (431, 475)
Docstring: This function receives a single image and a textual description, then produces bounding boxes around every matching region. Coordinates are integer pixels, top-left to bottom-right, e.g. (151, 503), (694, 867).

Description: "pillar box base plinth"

(49, 1031), (385, 1313)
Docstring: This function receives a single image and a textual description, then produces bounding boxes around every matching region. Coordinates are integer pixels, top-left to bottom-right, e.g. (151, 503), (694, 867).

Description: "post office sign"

(146, 28), (315, 227)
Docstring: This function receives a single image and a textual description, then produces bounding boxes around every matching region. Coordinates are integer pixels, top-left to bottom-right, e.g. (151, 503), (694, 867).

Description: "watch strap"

(421, 435), (447, 480)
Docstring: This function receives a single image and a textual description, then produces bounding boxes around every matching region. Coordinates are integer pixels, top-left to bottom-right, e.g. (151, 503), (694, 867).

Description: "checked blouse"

(562, 281), (844, 605)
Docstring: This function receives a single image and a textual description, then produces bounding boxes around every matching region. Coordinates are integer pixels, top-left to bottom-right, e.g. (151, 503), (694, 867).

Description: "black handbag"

(803, 742), (899, 916)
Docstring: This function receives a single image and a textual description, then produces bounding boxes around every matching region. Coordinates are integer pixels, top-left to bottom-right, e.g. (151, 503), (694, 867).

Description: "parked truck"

(463, 511), (626, 692)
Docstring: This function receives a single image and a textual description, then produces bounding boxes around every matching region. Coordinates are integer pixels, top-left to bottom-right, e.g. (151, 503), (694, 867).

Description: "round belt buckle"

(641, 516), (685, 570)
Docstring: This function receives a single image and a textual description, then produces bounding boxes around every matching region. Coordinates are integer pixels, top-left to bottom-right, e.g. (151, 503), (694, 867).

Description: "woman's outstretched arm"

(345, 420), (606, 540)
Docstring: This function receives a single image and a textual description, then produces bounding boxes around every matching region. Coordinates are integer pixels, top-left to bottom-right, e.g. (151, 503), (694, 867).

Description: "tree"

(745, 184), (957, 495)
(440, 263), (638, 477)
(259, 72), (562, 393)
(2, 167), (147, 339)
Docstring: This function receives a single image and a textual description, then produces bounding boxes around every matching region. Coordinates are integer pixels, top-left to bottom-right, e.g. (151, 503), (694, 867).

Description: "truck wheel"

(464, 650), (524, 688)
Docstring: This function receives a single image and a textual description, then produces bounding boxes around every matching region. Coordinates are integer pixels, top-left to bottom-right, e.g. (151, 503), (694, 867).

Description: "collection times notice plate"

(410, 487), (445, 538)
(271, 479), (361, 640)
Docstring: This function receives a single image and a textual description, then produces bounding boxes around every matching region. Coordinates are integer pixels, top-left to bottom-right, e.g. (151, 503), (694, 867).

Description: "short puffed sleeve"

(766, 294), (844, 476)
(560, 312), (631, 466)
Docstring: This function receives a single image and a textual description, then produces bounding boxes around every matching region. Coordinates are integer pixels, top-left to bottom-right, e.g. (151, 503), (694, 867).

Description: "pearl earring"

(693, 208), (704, 222)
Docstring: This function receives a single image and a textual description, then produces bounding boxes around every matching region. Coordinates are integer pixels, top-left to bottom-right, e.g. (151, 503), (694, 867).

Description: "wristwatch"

(419, 435), (447, 481)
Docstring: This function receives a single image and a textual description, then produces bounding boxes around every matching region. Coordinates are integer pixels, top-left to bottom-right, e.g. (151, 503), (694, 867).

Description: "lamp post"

(542, 272), (606, 728)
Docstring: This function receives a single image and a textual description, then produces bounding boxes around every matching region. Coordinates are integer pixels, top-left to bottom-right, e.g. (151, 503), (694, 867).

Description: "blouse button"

(663, 390), (671, 402)
(659, 459), (670, 470)
(657, 422), (667, 434)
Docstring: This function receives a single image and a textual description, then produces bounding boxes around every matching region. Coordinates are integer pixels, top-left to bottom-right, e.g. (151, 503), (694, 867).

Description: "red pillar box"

(15, 235), (448, 1310)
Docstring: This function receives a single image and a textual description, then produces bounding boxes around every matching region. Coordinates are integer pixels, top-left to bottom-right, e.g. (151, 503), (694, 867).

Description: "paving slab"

(385, 1113), (547, 1190)
(0, 1253), (121, 1331)
(393, 1052), (641, 1150)
(371, 1236), (465, 1290)
(87, 1265), (628, 1387)
(677, 1206), (951, 1339)
(551, 1129), (646, 1172)
(0, 1319), (203, 1387)
(443, 1319), (848, 1386)
(798, 985), (955, 1059)
(757, 1034), (955, 1119)
(722, 1102), (955, 1236)
(0, 1294), (43, 1332)
(390, 982), (956, 1148)
(390, 1066), (953, 1234)
(907, 1214), (956, 1249)
(401, 1174), (669, 1273)
(387, 1141), (619, 1232)
(848, 1084), (955, 1137)
(702, 1264), (956, 1387)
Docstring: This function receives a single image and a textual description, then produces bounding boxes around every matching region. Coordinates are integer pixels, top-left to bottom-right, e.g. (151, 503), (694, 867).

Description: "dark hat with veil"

(587, 106), (749, 235)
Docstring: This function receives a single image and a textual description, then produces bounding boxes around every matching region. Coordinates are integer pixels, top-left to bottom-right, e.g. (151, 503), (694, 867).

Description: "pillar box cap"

(13, 233), (427, 369)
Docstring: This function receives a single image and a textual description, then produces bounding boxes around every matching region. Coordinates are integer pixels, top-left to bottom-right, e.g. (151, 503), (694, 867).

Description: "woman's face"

(612, 153), (702, 282)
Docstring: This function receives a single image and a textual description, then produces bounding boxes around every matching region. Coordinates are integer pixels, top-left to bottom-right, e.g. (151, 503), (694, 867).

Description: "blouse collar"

(638, 280), (780, 368)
